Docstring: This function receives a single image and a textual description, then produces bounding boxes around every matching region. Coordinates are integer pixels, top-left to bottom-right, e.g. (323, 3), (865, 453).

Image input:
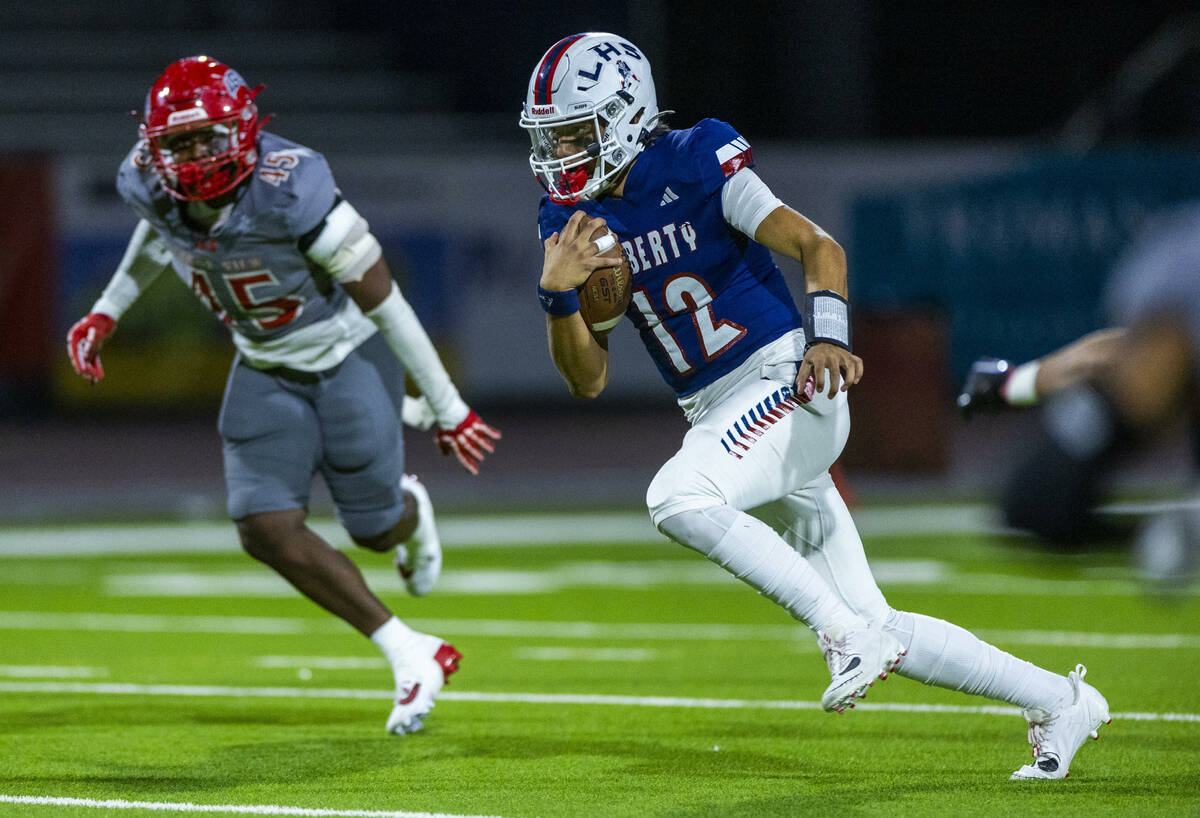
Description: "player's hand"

(798, 343), (863, 400)
(956, 357), (1012, 419)
(540, 210), (615, 291)
(66, 313), (116, 384)
(435, 410), (501, 475)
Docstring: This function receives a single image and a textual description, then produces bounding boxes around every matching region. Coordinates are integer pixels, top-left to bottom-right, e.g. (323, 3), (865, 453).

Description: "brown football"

(577, 222), (632, 335)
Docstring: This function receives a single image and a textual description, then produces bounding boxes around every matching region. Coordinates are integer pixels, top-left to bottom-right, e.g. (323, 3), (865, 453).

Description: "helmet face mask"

(157, 124), (233, 164)
(140, 56), (267, 202)
(520, 33), (660, 203)
(526, 113), (612, 203)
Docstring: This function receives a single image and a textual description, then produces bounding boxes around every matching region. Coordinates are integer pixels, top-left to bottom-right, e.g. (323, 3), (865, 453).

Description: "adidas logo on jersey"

(659, 187), (679, 206)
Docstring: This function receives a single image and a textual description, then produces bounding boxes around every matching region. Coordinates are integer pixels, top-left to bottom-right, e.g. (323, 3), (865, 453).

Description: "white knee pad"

(657, 505), (861, 634)
(656, 505), (739, 554)
(647, 452), (726, 530)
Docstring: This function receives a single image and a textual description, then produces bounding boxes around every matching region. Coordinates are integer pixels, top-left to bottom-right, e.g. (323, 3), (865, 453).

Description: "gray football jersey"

(117, 132), (363, 350)
(1107, 201), (1200, 377)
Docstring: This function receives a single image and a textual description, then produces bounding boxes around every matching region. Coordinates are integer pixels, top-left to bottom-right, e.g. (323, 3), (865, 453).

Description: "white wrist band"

(1003, 361), (1041, 406)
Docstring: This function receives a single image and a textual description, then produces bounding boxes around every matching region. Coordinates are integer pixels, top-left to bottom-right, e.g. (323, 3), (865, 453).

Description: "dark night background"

(1, 0), (1197, 515)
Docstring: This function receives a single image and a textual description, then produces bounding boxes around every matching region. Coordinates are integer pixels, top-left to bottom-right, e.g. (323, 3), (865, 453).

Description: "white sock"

(883, 609), (1071, 710)
(1003, 361), (1041, 406)
(659, 506), (864, 634)
(369, 616), (419, 674)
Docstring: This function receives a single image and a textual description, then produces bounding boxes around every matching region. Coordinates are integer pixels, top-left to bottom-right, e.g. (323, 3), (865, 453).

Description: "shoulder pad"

(674, 119), (755, 196)
(115, 141), (172, 222)
(250, 133), (339, 238)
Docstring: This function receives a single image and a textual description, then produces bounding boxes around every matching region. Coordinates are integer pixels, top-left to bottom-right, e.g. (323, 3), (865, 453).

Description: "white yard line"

(93, 563), (1195, 598)
(257, 649), (659, 667)
(3, 610), (1199, 649)
(0, 515), (663, 556)
(0, 680), (1195, 723)
(0, 665), (107, 679)
(0, 506), (1005, 557)
(0, 500), (1190, 558)
(0, 794), (499, 818)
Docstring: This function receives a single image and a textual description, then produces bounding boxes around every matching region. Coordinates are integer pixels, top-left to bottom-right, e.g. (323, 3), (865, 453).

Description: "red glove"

(435, 410), (501, 475)
(67, 313), (116, 384)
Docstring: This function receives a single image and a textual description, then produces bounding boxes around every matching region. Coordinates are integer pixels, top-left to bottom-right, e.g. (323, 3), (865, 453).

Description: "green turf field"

(1, 508), (1197, 817)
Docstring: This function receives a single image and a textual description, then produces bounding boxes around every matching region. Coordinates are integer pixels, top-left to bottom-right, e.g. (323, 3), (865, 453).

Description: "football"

(577, 223), (632, 335)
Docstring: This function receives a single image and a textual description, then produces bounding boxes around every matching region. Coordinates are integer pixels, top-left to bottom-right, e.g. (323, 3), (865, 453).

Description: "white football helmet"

(520, 33), (665, 203)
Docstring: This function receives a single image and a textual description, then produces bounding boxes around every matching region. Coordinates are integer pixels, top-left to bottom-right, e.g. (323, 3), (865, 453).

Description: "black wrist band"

(804, 290), (851, 351)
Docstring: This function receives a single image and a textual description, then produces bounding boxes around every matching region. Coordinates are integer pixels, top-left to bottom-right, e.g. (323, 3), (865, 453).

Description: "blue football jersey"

(538, 119), (802, 396)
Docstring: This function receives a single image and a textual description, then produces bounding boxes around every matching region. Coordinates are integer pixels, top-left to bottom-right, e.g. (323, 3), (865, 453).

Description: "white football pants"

(649, 346), (1071, 712)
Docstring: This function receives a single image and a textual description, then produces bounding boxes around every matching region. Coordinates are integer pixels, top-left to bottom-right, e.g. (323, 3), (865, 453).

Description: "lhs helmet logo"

(616, 60), (639, 89)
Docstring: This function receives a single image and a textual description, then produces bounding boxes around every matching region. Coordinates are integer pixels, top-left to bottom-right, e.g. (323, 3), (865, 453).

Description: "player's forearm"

(92, 219), (171, 319)
(1035, 327), (1128, 397)
(364, 281), (469, 425)
(546, 314), (608, 398)
(799, 236), (848, 297)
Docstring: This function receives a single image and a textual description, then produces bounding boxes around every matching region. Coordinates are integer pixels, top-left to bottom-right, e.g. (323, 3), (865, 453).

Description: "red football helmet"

(140, 56), (269, 201)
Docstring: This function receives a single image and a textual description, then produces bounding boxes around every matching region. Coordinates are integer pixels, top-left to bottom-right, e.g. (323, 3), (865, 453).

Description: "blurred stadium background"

(1, 0), (1198, 520)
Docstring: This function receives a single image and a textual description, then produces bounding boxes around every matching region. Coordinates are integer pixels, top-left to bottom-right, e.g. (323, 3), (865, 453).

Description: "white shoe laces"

(1022, 665), (1086, 755)
(820, 628), (852, 674)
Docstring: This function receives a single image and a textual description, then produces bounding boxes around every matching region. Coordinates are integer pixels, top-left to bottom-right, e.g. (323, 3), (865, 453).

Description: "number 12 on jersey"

(632, 273), (746, 375)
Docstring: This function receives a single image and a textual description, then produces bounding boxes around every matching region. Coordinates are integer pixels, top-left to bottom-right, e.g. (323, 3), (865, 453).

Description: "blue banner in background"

(850, 150), (1200, 383)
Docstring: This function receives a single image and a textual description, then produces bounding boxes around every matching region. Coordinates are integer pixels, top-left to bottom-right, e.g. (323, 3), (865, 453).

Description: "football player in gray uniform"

(66, 56), (501, 736)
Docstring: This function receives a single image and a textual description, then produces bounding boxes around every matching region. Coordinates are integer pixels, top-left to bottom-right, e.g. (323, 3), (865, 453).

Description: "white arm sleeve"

(303, 199), (382, 284)
(720, 168), (784, 239)
(365, 282), (469, 428)
(91, 219), (172, 319)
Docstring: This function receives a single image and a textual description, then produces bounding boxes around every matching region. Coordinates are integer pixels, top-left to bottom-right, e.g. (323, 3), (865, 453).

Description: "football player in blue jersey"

(66, 56), (501, 735)
(522, 33), (1109, 779)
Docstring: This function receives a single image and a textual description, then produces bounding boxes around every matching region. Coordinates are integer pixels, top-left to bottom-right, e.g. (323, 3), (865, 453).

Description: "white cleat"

(1011, 664), (1110, 780)
(818, 624), (905, 713)
(385, 633), (462, 735)
(395, 474), (441, 597)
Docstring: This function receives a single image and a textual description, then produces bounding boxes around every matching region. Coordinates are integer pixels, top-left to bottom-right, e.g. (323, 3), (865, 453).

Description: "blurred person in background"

(66, 56), (501, 735)
(522, 31), (1109, 780)
(958, 328), (1128, 419)
(964, 203), (1200, 586)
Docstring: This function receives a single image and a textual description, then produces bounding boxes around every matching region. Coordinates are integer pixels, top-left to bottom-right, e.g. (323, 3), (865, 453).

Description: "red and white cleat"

(385, 634), (462, 735)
